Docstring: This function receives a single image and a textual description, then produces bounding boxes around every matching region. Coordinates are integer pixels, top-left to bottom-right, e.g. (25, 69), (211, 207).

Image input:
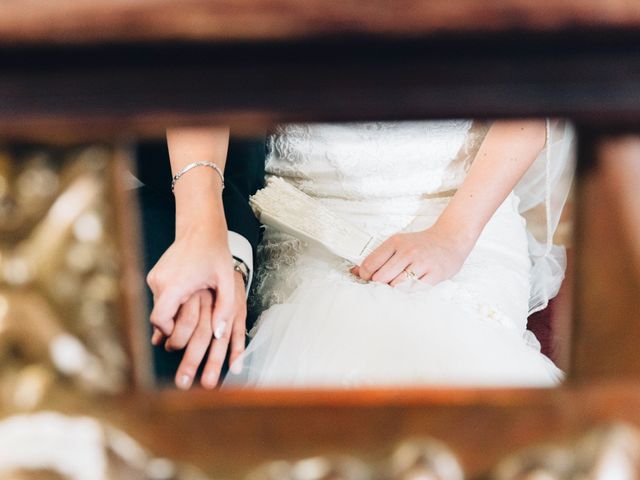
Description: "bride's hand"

(147, 222), (235, 344)
(352, 223), (475, 287)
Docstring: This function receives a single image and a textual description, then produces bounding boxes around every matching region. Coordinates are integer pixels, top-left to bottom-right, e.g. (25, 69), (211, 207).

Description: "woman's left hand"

(351, 224), (475, 287)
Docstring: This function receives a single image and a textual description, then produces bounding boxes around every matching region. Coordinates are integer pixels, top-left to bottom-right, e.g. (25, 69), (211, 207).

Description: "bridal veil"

(515, 118), (577, 314)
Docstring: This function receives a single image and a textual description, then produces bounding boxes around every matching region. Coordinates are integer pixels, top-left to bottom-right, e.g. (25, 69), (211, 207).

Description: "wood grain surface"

(2, 0), (640, 45)
(572, 135), (640, 381)
(42, 381), (640, 479)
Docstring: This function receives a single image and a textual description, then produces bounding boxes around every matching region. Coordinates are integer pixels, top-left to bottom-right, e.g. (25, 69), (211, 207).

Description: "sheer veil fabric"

(515, 119), (576, 314)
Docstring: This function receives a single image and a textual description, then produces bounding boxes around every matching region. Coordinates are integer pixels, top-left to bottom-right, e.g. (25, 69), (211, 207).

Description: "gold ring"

(404, 268), (418, 280)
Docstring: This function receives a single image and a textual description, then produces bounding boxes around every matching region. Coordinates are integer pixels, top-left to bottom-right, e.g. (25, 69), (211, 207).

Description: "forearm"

(434, 119), (547, 248)
(166, 126), (230, 236)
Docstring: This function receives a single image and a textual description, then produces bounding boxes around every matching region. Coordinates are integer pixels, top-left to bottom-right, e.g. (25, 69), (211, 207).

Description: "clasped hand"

(147, 226), (247, 390)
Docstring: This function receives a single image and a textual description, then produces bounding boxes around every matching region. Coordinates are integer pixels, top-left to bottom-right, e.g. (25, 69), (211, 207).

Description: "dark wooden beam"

(1, 33), (640, 141)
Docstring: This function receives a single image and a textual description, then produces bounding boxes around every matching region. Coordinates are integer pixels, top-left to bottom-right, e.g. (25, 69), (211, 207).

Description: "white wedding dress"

(224, 120), (565, 388)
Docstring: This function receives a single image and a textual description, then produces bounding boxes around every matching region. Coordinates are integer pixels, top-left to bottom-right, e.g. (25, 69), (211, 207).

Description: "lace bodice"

(266, 120), (489, 200)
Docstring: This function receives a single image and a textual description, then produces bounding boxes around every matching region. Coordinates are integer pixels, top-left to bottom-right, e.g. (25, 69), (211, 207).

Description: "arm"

(168, 127), (230, 235)
(135, 138), (259, 294)
(147, 126), (242, 388)
(354, 119), (547, 285)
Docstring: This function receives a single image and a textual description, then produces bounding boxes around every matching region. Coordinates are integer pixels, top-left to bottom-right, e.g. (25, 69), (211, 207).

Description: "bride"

(147, 119), (575, 389)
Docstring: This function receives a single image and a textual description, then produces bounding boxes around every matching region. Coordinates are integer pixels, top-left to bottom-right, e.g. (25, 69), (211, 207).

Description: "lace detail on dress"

(439, 120), (491, 190)
(462, 121), (492, 159)
(249, 227), (305, 313)
(266, 124), (313, 179)
(266, 119), (473, 200)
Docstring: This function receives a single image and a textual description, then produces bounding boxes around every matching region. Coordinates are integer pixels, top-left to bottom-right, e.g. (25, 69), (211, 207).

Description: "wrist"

(234, 270), (247, 294)
(430, 216), (479, 254)
(175, 193), (226, 238)
(173, 168), (224, 208)
(175, 210), (227, 243)
(172, 161), (224, 194)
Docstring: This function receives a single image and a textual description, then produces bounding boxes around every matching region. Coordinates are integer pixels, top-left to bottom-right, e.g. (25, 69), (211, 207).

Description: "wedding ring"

(404, 268), (418, 280)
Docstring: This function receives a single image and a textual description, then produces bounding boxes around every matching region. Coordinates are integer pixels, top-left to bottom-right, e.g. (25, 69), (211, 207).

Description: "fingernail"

(177, 374), (191, 390)
(151, 329), (162, 345)
(214, 321), (226, 340)
(231, 359), (243, 375)
(204, 374), (218, 389)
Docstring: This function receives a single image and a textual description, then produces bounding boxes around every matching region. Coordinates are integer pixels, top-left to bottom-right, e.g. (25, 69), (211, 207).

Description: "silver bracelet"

(171, 161), (225, 193)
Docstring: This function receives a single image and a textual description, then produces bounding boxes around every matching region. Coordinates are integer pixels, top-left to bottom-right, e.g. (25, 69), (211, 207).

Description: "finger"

(146, 269), (157, 292)
(229, 316), (247, 375)
(389, 271), (408, 288)
(150, 283), (192, 336)
(175, 295), (213, 390)
(418, 270), (437, 286)
(350, 266), (360, 277)
(371, 251), (409, 284)
(151, 327), (164, 346)
(211, 274), (235, 340)
(358, 239), (396, 281)
(165, 294), (200, 351)
(201, 321), (232, 389)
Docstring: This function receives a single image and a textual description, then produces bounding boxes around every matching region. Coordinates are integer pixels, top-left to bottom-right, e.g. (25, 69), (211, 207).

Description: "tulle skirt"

(224, 277), (563, 388)
(223, 194), (565, 388)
